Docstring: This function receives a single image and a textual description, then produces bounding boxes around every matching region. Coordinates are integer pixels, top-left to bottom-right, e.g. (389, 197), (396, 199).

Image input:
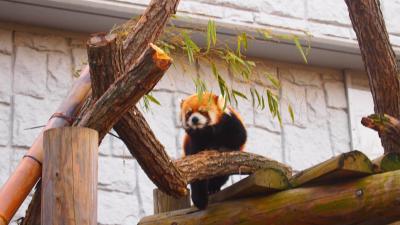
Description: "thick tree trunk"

(345, 0), (400, 153)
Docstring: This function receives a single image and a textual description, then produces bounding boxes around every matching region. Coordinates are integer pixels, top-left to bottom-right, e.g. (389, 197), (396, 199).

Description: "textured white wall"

(0, 24), (357, 224)
(0, 0), (394, 224)
(95, 0), (400, 47)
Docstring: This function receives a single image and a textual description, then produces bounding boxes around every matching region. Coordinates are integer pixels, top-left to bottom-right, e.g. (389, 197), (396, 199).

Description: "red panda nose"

(191, 116), (199, 124)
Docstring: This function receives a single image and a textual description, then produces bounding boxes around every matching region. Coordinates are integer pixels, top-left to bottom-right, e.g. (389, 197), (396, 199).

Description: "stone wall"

(0, 23), (363, 224)
(101, 0), (400, 47)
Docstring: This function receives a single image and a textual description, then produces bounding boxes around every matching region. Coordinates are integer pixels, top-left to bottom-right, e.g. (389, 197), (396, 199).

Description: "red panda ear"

(180, 99), (184, 108)
(213, 95), (219, 104)
(214, 95), (225, 110)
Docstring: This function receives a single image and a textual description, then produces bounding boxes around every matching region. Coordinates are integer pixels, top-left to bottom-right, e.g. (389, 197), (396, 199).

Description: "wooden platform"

(139, 150), (400, 225)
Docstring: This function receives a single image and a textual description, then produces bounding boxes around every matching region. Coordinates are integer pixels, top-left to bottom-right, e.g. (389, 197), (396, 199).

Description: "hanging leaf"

(237, 32), (248, 56)
(182, 31), (200, 64)
(293, 36), (308, 64)
(206, 20), (217, 52)
(288, 104), (295, 123)
(145, 94), (161, 106)
(266, 74), (280, 89)
(250, 88), (256, 107)
(232, 89), (248, 100)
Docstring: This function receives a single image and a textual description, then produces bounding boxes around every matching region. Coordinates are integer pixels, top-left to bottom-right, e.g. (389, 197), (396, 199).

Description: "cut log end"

(150, 43), (172, 70)
(88, 33), (117, 47)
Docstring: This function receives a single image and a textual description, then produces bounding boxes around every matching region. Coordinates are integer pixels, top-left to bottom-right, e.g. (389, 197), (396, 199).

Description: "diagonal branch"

(77, 44), (172, 140)
(87, 32), (187, 197)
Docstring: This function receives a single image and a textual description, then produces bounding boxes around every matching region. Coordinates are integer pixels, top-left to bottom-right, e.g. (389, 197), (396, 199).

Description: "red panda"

(180, 92), (247, 209)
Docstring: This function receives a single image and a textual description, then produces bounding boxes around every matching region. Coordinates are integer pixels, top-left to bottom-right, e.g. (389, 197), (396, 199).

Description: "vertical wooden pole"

(42, 127), (98, 225)
(153, 188), (190, 214)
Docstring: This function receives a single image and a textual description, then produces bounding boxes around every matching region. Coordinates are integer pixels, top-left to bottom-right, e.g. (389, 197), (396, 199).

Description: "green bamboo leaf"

(293, 36), (308, 64)
(206, 20), (217, 52)
(266, 89), (275, 115)
(232, 89), (248, 100)
(182, 31), (200, 64)
(262, 30), (272, 40)
(261, 95), (265, 110)
(266, 74), (280, 89)
(254, 88), (261, 108)
(288, 104), (295, 123)
(277, 109), (283, 126)
(145, 94), (161, 106)
(250, 88), (256, 107)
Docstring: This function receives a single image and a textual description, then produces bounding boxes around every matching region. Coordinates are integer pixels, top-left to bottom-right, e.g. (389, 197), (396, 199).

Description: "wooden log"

(372, 152), (400, 172)
(21, 183), (41, 225)
(114, 109), (187, 196)
(290, 150), (373, 187)
(77, 44), (172, 140)
(174, 151), (292, 184)
(120, 0), (180, 69)
(19, 0), (181, 223)
(209, 168), (289, 203)
(345, 0), (400, 153)
(361, 114), (400, 147)
(153, 189), (190, 214)
(42, 127), (98, 225)
(0, 66), (91, 224)
(87, 32), (187, 197)
(139, 170), (400, 225)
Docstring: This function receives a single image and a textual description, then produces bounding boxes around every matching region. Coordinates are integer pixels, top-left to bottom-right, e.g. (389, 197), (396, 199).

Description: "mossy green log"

(139, 170), (400, 225)
(290, 150), (373, 187)
(372, 152), (400, 172)
(209, 168), (289, 203)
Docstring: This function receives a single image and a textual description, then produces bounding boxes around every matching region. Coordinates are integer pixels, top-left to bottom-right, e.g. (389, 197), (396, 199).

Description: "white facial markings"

(187, 112), (208, 129)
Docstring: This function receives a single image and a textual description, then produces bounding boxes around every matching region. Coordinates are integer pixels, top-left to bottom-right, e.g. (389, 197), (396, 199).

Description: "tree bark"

(345, 0), (400, 153)
(114, 110), (188, 196)
(139, 169), (400, 225)
(361, 114), (400, 147)
(87, 32), (187, 197)
(19, 0), (181, 223)
(0, 67), (91, 225)
(77, 44), (172, 140)
(21, 183), (41, 225)
(42, 127), (98, 225)
(174, 151), (292, 183)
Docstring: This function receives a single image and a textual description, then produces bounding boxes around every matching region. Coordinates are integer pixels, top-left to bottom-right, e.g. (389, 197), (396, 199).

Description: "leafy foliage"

(115, 17), (310, 123)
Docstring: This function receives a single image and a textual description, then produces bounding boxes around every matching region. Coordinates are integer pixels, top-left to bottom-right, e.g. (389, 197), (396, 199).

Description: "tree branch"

(361, 114), (400, 148)
(87, 31), (187, 197)
(174, 151), (292, 184)
(77, 44), (172, 140)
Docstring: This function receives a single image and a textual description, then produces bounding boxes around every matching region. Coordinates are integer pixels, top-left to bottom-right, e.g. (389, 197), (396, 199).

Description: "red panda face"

(180, 93), (224, 130)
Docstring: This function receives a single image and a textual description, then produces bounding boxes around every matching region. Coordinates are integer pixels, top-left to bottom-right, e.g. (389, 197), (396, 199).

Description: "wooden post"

(153, 189), (191, 214)
(42, 127), (98, 225)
